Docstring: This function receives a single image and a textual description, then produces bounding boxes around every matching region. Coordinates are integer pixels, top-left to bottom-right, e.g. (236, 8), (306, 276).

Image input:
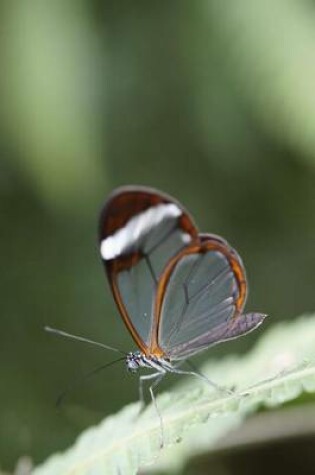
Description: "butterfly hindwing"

(154, 234), (265, 358)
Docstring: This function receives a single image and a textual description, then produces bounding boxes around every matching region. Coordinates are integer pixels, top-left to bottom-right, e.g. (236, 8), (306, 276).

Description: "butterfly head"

(126, 351), (142, 373)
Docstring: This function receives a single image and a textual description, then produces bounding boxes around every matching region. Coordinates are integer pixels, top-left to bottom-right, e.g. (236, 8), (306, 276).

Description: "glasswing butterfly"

(99, 185), (266, 366)
(47, 186), (266, 444)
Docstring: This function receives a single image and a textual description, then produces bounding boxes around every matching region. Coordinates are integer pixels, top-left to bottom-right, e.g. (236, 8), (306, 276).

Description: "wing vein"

(165, 265), (232, 347)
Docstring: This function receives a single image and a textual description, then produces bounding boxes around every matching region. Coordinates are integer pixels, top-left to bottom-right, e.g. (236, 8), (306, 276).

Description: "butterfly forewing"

(99, 186), (198, 353)
(154, 234), (264, 359)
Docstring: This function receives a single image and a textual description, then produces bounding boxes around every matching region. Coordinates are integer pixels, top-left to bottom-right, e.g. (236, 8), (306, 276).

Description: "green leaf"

(34, 315), (315, 475)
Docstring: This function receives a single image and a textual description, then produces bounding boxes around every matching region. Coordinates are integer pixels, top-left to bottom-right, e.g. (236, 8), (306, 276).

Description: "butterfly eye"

(126, 354), (140, 372)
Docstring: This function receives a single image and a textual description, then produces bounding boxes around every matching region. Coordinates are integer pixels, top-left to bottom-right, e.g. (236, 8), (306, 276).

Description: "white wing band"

(100, 203), (182, 260)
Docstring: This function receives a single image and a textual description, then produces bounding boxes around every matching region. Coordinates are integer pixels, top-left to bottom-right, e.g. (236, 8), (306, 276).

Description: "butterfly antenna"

(56, 356), (125, 408)
(45, 326), (127, 356)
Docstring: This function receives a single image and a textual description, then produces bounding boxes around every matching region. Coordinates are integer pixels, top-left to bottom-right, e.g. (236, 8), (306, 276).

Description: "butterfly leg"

(138, 371), (166, 447)
(170, 361), (233, 396)
(148, 373), (166, 448)
(138, 372), (161, 411)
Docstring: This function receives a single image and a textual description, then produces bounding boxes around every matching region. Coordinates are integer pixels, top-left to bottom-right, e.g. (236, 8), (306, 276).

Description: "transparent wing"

(99, 186), (198, 352)
(165, 312), (266, 360)
(156, 235), (265, 359)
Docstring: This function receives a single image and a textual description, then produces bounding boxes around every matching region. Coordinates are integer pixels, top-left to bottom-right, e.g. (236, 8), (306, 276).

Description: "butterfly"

(99, 186), (266, 372)
(47, 186), (266, 444)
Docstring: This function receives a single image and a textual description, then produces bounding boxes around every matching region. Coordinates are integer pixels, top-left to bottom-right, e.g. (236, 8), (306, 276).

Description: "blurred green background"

(1, 0), (315, 471)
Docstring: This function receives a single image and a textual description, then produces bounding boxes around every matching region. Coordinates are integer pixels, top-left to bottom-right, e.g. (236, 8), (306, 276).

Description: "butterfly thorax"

(126, 351), (173, 374)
